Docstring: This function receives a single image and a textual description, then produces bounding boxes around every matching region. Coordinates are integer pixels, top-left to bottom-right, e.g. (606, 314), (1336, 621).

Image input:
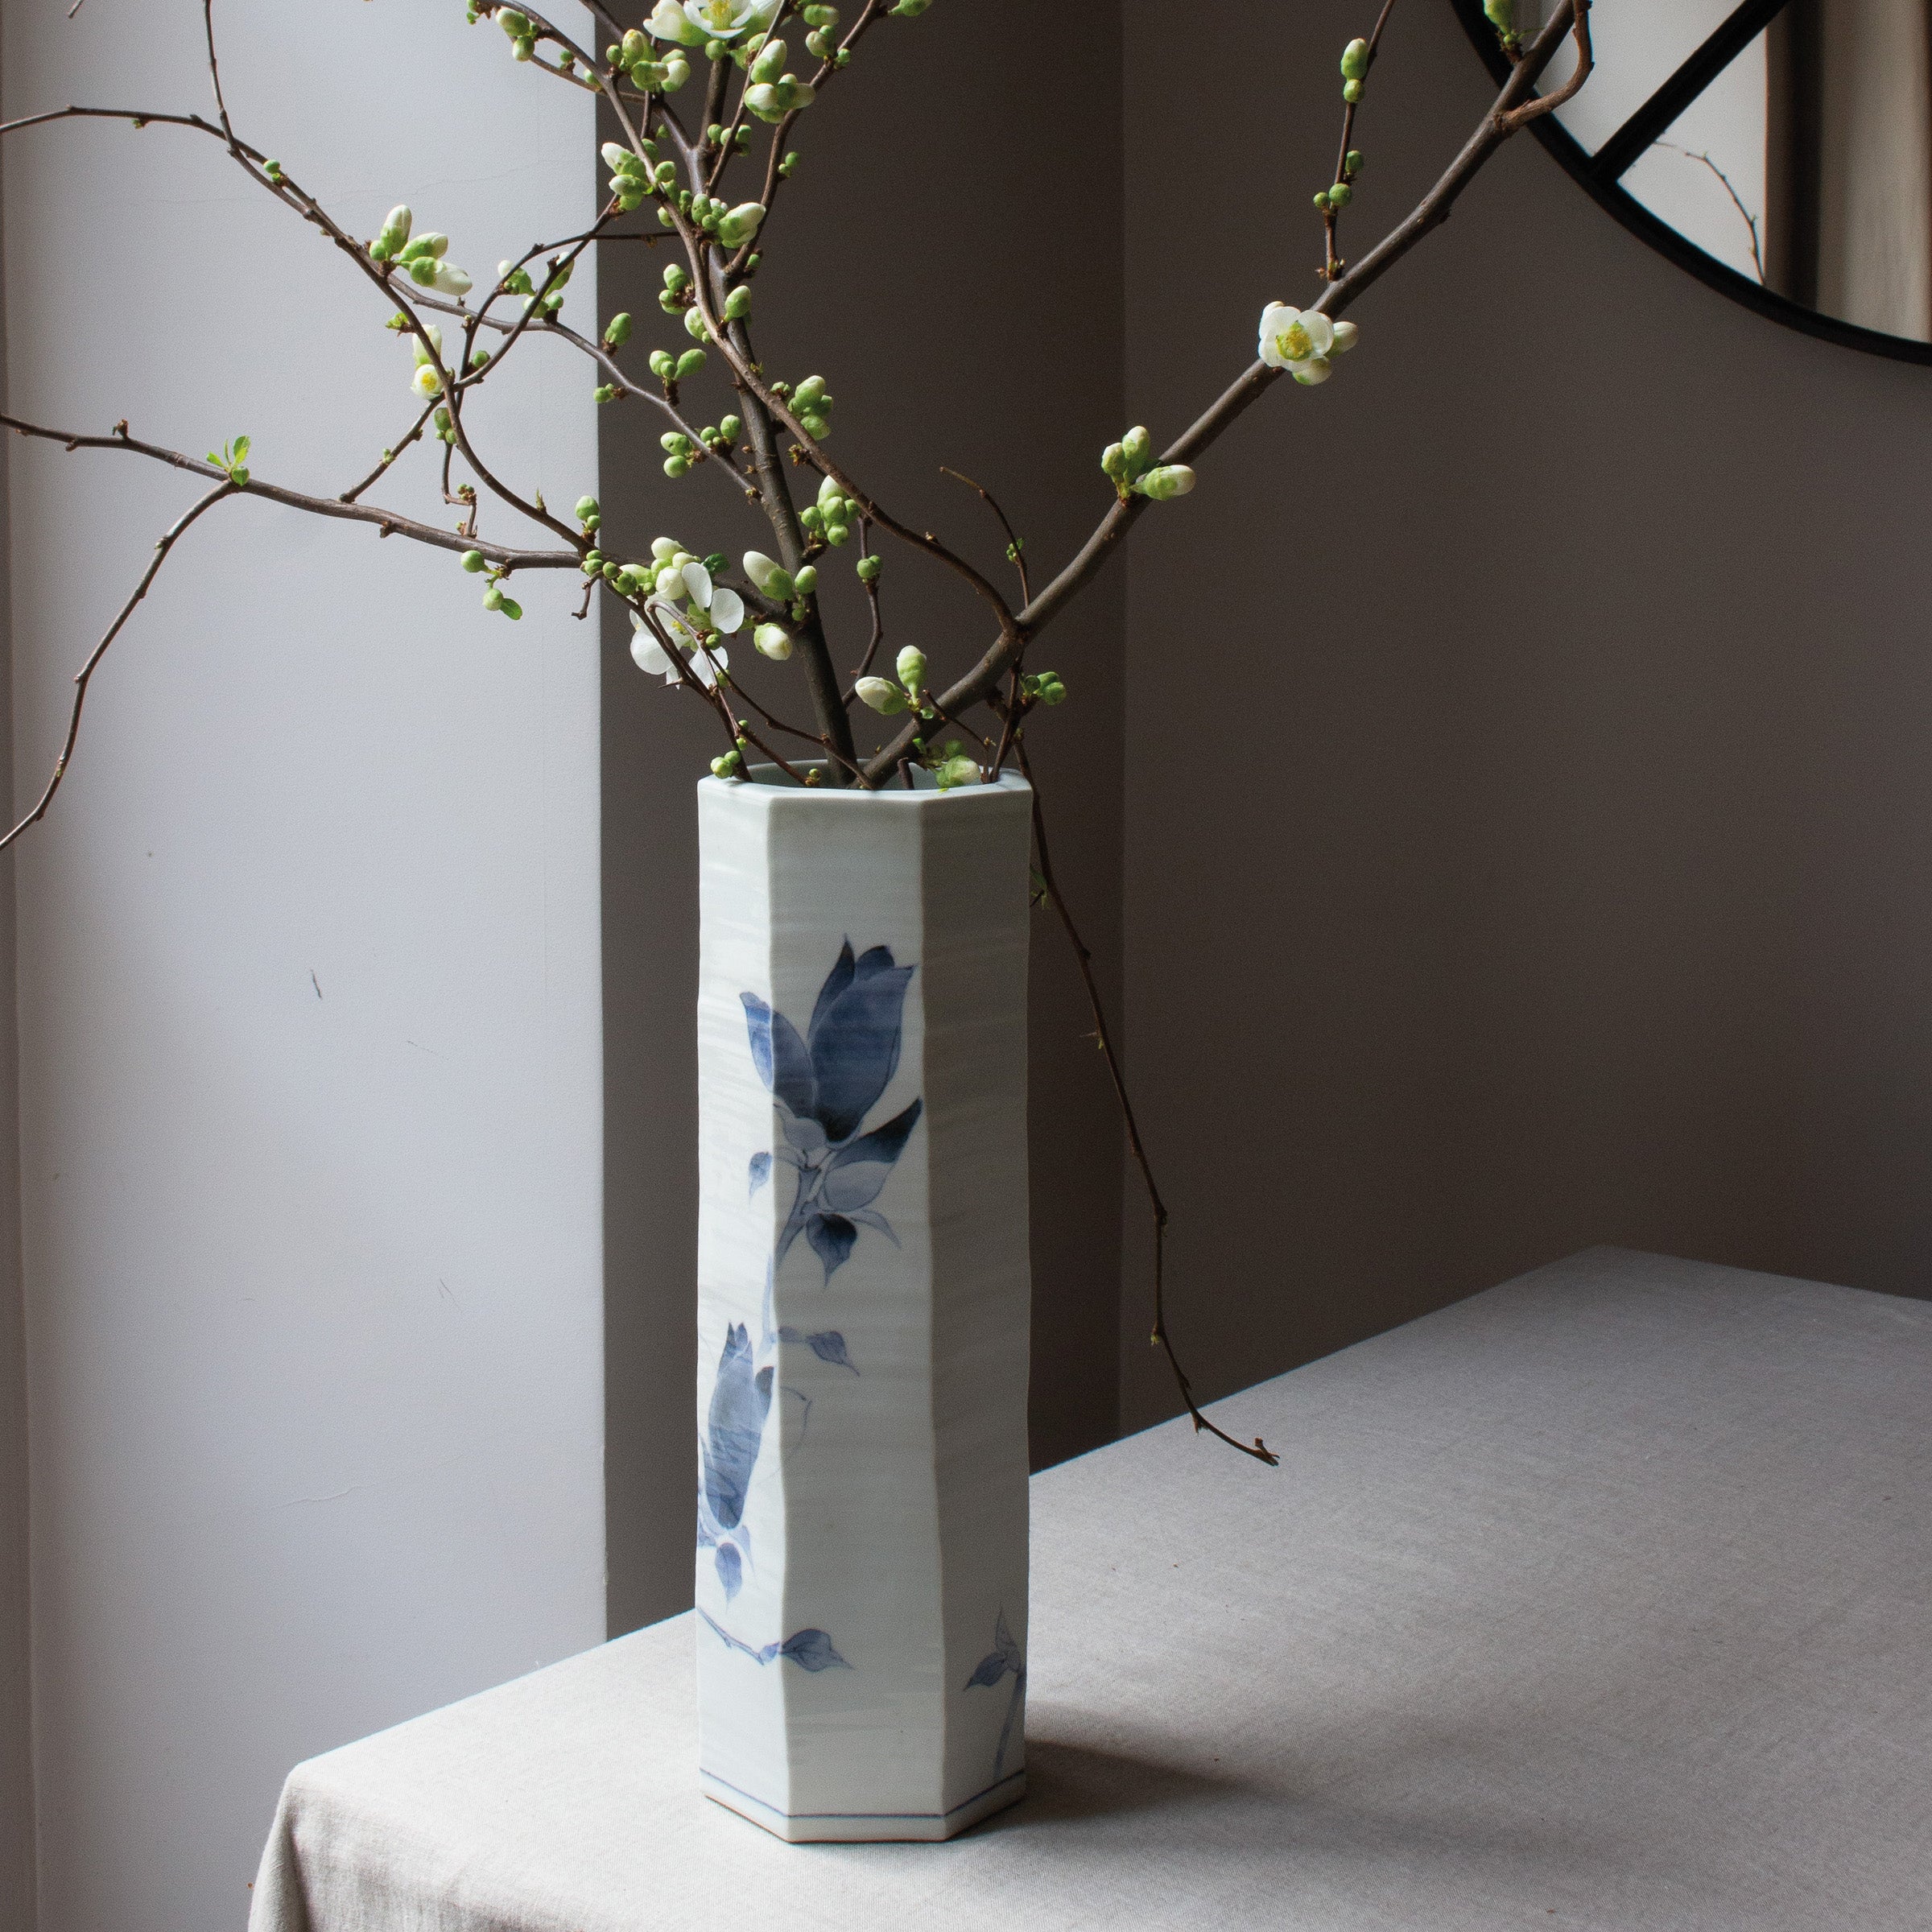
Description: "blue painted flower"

(701, 1322), (772, 1536)
(743, 941), (923, 1282)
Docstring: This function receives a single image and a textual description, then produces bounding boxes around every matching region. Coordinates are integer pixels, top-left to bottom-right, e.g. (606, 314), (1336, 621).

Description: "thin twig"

(1018, 742), (1278, 1466)
(939, 465), (1030, 604)
(1657, 140), (1765, 283)
(0, 481), (237, 857)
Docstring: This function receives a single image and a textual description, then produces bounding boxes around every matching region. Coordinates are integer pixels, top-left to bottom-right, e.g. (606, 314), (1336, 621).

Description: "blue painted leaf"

(821, 1098), (923, 1213)
(804, 1331), (858, 1373)
(779, 1629), (851, 1672)
(741, 993), (817, 1121)
(845, 1208), (900, 1247)
(749, 1151), (772, 1196)
(781, 1114), (828, 1154)
(701, 1324), (774, 1532)
(806, 939), (857, 1055)
(716, 1543), (743, 1600)
(806, 1212), (858, 1281)
(808, 949), (915, 1143)
(741, 993), (774, 1086)
(995, 1609), (1021, 1666)
(965, 1649), (1015, 1690)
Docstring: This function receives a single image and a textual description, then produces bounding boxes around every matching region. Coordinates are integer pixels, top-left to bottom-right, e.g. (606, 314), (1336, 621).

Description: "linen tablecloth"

(250, 1246), (1932, 1930)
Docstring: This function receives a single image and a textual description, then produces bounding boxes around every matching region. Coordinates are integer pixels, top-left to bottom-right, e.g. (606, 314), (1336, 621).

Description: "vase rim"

(700, 762), (1031, 803)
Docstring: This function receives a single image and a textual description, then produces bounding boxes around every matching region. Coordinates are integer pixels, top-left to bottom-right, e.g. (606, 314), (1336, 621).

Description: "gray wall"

(2, 6), (604, 1929)
(601, 0), (1128, 1633)
(1118, 0), (1932, 1429)
(0, 27), (34, 1928)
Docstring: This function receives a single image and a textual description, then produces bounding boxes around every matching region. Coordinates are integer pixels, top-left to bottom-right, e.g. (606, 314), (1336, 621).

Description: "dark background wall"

(601, 0), (1128, 1633)
(602, 0), (1932, 1624)
(1118, 0), (1932, 1430)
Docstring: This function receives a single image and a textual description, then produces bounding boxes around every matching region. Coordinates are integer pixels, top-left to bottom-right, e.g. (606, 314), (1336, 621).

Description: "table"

(248, 1247), (1932, 1930)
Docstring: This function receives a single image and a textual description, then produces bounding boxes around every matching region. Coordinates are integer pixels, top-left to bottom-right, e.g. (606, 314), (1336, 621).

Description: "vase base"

(701, 1767), (1026, 1843)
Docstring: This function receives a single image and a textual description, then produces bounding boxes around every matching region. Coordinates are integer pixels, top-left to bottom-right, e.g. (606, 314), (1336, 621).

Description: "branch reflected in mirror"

(1457, 0), (1932, 360)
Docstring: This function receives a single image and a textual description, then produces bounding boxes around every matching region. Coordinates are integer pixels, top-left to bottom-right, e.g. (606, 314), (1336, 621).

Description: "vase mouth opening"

(735, 761), (1022, 796)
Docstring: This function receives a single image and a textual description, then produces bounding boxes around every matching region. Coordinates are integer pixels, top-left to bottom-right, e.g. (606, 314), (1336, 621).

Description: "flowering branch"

(1, 0), (1595, 1456)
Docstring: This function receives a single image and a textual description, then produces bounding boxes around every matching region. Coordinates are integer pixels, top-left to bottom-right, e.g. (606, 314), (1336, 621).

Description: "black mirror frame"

(1449, 0), (1932, 366)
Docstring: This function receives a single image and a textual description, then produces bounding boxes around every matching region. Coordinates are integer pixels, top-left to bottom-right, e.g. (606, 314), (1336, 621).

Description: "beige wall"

(1118, 0), (1932, 1429)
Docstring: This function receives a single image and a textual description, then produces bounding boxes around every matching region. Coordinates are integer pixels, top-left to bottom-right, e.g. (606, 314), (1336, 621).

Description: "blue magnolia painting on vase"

(696, 940), (921, 1650)
(744, 939), (924, 1282)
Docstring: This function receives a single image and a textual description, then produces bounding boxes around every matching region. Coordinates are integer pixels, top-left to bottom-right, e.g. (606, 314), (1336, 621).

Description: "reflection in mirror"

(1509, 0), (1932, 346)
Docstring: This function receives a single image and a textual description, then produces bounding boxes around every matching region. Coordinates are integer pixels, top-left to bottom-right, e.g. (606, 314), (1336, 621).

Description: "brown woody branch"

(858, 0), (1591, 784)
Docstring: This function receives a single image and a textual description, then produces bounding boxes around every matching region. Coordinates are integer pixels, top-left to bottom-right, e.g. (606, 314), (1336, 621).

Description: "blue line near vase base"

(700, 1767), (1027, 1843)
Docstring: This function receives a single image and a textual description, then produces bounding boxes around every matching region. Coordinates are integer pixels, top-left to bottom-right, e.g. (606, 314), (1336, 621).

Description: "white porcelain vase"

(692, 766), (1034, 1843)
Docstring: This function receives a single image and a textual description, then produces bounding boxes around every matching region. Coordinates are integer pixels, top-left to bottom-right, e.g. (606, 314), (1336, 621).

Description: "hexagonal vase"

(692, 767), (1034, 1843)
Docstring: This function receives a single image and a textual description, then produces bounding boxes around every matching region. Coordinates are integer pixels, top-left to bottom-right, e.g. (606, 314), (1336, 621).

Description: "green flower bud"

(683, 308), (709, 342)
(856, 676), (907, 715)
(1133, 464), (1196, 501)
(1314, 190), (1332, 212)
(891, 0), (931, 14)
(1101, 441), (1128, 482)
(798, 413), (830, 440)
(621, 28), (649, 64)
(711, 750), (744, 778)
(795, 374), (828, 408)
(719, 414), (743, 442)
(742, 551), (795, 598)
(793, 564), (819, 595)
(857, 554), (881, 584)
(723, 286), (753, 320)
(817, 471), (845, 510)
(498, 8), (532, 36)
(378, 204), (413, 253)
(664, 455), (691, 477)
(753, 624), (794, 661)
(1121, 424), (1153, 477)
(650, 350), (675, 381)
(605, 312), (634, 346)
(663, 54), (691, 89)
(660, 431), (693, 456)
(482, 583), (505, 610)
(514, 35), (536, 60)
(744, 82), (786, 122)
(896, 646), (927, 693)
(575, 495), (600, 523)
(675, 347), (708, 380)
(824, 518), (851, 545)
(1340, 37), (1370, 79)
(1327, 181), (1352, 208)
(716, 202), (767, 247)
(749, 37), (787, 83)
(932, 754), (979, 791)
(1343, 76), (1363, 102)
(460, 548), (486, 573)
(1346, 148), (1364, 175)
(601, 142), (642, 179)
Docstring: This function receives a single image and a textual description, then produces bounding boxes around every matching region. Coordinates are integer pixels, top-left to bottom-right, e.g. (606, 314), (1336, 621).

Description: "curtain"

(1768, 0), (1932, 341)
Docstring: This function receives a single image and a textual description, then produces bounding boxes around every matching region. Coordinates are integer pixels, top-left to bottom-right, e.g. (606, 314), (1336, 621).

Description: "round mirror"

(1453, 0), (1932, 362)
